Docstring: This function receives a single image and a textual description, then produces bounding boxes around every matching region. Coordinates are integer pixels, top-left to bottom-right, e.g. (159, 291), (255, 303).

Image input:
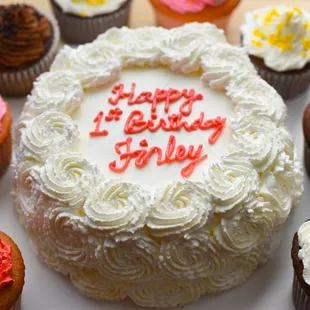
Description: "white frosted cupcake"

(50, 0), (133, 44)
(241, 6), (310, 99)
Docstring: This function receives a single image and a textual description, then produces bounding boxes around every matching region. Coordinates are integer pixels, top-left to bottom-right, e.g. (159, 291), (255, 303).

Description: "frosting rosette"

(227, 75), (287, 124)
(201, 45), (256, 89)
(27, 205), (98, 272)
(96, 235), (159, 283)
(204, 249), (261, 293)
(96, 27), (167, 67)
(204, 154), (259, 216)
(148, 181), (211, 236)
(52, 43), (121, 89)
(160, 23), (226, 73)
(23, 71), (83, 119)
(83, 180), (148, 234)
(32, 153), (102, 208)
(159, 232), (230, 279)
(71, 268), (128, 301)
(129, 279), (207, 308)
(214, 211), (268, 254)
(231, 114), (283, 172)
(0, 237), (13, 289)
(20, 111), (78, 163)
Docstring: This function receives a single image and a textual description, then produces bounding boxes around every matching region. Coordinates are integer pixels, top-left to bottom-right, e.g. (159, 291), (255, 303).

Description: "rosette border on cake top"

(12, 23), (303, 308)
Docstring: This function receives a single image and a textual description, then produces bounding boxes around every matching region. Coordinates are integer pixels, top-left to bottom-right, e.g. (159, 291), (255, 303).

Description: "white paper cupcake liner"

(50, 0), (132, 44)
(0, 14), (60, 97)
(254, 64), (310, 100)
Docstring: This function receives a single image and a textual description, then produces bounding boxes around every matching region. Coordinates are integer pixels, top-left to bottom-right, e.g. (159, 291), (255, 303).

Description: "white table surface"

(1, 0), (310, 308)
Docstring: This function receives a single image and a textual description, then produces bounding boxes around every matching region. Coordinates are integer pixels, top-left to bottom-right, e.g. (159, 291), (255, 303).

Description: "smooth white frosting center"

(74, 68), (234, 190)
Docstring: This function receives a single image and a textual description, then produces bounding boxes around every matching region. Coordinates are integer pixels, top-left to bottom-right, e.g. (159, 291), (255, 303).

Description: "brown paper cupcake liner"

(293, 273), (310, 310)
(304, 143), (310, 179)
(254, 64), (310, 100)
(50, 0), (132, 44)
(0, 14), (60, 97)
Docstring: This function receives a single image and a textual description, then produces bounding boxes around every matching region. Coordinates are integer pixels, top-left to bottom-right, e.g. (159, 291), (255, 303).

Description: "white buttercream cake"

(13, 23), (303, 308)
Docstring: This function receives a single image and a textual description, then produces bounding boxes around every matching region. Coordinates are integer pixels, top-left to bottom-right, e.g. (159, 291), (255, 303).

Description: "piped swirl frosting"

(241, 6), (310, 71)
(160, 0), (227, 14)
(12, 23), (303, 308)
(0, 237), (13, 290)
(0, 4), (53, 70)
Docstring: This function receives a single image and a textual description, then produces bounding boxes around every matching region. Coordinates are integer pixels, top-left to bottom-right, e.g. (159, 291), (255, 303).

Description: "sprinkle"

(80, 11), (88, 17)
(252, 28), (266, 39)
(251, 40), (263, 47)
(302, 51), (308, 58)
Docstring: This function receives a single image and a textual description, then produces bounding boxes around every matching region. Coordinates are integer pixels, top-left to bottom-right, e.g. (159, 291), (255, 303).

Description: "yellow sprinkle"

(251, 40), (263, 47)
(72, 0), (107, 5)
(302, 38), (310, 50)
(80, 11), (88, 17)
(264, 9), (280, 26)
(254, 14), (259, 20)
(302, 51), (308, 58)
(293, 7), (302, 15)
(252, 28), (266, 39)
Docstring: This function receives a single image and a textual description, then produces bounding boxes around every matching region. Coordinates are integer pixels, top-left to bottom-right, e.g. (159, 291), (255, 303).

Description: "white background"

(1, 90), (309, 310)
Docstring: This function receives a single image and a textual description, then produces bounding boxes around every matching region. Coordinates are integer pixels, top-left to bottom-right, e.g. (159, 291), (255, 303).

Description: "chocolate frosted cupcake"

(0, 232), (25, 310)
(0, 96), (12, 178)
(0, 4), (60, 96)
(241, 6), (310, 99)
(292, 221), (310, 310)
(50, 0), (133, 44)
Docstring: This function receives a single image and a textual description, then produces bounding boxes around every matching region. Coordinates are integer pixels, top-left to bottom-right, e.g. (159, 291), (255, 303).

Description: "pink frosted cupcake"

(149, 0), (241, 30)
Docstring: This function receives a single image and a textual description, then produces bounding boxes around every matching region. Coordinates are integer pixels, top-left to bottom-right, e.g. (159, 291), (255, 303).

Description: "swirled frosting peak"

(160, 0), (227, 14)
(241, 6), (310, 71)
(0, 237), (13, 289)
(0, 4), (53, 70)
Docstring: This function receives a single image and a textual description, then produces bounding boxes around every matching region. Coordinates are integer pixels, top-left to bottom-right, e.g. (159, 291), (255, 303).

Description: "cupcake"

(50, 0), (133, 44)
(0, 232), (25, 310)
(149, 0), (241, 30)
(0, 4), (60, 97)
(241, 6), (310, 99)
(292, 221), (310, 310)
(0, 97), (12, 178)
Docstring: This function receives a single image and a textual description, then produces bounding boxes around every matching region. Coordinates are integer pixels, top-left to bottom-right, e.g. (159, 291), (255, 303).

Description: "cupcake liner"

(254, 63), (310, 100)
(0, 129), (12, 177)
(154, 11), (230, 30)
(0, 104), (12, 178)
(12, 295), (21, 310)
(293, 273), (310, 310)
(304, 143), (310, 178)
(50, 0), (133, 44)
(0, 14), (60, 97)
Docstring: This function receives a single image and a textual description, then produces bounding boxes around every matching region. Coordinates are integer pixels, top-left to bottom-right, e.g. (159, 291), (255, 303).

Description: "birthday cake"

(12, 23), (303, 308)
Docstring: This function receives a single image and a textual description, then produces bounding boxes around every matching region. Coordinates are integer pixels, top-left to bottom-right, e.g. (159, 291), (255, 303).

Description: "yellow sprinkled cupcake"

(241, 6), (310, 99)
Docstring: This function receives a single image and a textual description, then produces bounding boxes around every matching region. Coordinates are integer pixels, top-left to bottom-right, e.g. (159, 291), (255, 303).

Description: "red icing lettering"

(90, 111), (109, 137)
(109, 135), (207, 178)
(108, 83), (203, 115)
(124, 110), (226, 144)
(91, 82), (227, 178)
